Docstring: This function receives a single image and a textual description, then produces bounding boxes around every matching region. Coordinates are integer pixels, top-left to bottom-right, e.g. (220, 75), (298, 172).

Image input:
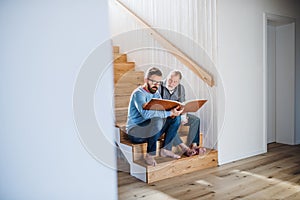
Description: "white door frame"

(263, 13), (296, 151)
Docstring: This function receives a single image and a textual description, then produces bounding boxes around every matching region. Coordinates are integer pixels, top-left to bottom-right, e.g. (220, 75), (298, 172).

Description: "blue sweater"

(126, 86), (171, 131)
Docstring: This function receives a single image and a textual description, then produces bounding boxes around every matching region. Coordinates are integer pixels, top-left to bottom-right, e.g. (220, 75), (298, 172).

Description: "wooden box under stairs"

(116, 127), (218, 183)
(113, 45), (218, 183)
(135, 150), (218, 183)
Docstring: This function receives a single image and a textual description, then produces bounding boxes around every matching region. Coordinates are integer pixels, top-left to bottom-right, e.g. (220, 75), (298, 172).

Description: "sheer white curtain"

(109, 0), (218, 148)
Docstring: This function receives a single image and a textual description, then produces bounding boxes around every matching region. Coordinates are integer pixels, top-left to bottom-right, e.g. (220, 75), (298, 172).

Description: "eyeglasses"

(147, 78), (162, 85)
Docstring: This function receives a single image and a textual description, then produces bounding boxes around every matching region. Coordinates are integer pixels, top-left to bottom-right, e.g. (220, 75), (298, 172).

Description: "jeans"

(173, 113), (200, 146)
(128, 116), (181, 156)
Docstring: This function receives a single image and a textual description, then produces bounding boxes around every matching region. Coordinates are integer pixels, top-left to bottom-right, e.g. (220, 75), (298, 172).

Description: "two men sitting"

(126, 67), (205, 166)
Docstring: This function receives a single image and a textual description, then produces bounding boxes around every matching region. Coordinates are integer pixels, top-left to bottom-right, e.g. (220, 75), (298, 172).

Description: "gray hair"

(168, 69), (183, 80)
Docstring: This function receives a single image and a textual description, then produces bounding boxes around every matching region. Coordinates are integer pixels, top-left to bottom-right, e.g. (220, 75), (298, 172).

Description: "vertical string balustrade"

(110, 0), (217, 149)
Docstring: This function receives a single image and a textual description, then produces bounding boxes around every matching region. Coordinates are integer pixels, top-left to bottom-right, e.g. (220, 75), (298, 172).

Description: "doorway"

(264, 13), (295, 146)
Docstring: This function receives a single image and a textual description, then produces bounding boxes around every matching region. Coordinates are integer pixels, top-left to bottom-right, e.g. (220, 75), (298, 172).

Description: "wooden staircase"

(113, 46), (218, 183)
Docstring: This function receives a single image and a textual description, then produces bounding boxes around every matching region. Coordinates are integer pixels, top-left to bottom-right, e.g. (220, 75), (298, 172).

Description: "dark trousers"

(173, 114), (200, 146)
(128, 116), (181, 156)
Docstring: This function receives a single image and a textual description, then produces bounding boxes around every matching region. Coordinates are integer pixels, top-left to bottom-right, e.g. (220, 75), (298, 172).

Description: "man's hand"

(181, 114), (188, 125)
(170, 106), (184, 118)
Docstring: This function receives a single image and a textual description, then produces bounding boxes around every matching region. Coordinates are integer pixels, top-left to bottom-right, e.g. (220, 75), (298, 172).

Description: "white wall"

(295, 4), (300, 145)
(267, 22), (296, 145)
(217, 0), (300, 164)
(275, 23), (295, 145)
(0, 1), (117, 199)
(267, 25), (276, 143)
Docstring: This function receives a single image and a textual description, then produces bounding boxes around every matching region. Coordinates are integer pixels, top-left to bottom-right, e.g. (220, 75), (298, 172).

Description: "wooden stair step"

(114, 53), (127, 63)
(113, 46), (119, 53)
(115, 107), (128, 125)
(178, 125), (189, 134)
(114, 82), (143, 96)
(114, 70), (144, 109)
(114, 62), (135, 72)
(114, 62), (136, 84)
(114, 83), (142, 95)
(118, 126), (191, 160)
(118, 128), (162, 159)
(116, 118), (217, 184)
(134, 149), (218, 183)
(130, 134), (190, 161)
(114, 70), (144, 85)
(114, 95), (131, 109)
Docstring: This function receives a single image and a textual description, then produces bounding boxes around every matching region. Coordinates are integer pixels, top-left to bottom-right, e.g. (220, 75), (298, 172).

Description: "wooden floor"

(118, 143), (300, 200)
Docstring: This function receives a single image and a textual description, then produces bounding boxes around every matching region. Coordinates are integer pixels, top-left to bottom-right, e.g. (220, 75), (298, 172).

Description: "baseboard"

(218, 148), (265, 166)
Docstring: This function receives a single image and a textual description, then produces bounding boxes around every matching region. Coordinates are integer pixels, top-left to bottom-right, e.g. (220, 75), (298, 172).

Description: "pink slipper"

(193, 146), (206, 155)
(183, 147), (197, 157)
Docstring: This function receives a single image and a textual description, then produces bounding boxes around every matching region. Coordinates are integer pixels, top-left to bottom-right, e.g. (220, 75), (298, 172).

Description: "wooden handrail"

(115, 0), (214, 87)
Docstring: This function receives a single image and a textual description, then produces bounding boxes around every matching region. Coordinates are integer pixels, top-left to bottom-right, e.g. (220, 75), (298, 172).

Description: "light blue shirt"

(126, 86), (171, 131)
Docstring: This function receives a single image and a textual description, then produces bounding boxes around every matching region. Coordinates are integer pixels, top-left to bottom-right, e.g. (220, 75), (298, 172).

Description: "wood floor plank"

(203, 156), (298, 190)
(242, 175), (300, 200)
(118, 143), (300, 200)
(285, 191), (300, 200)
(213, 146), (297, 178)
(213, 165), (300, 199)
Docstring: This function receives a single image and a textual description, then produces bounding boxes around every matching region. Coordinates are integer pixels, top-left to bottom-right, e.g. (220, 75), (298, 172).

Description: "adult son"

(159, 70), (206, 156)
(126, 67), (183, 166)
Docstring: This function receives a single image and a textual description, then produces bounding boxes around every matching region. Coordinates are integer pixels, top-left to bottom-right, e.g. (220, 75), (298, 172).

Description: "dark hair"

(145, 67), (162, 79)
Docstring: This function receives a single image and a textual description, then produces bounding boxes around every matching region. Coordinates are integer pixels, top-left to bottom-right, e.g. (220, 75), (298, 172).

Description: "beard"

(167, 85), (175, 91)
(147, 83), (158, 94)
